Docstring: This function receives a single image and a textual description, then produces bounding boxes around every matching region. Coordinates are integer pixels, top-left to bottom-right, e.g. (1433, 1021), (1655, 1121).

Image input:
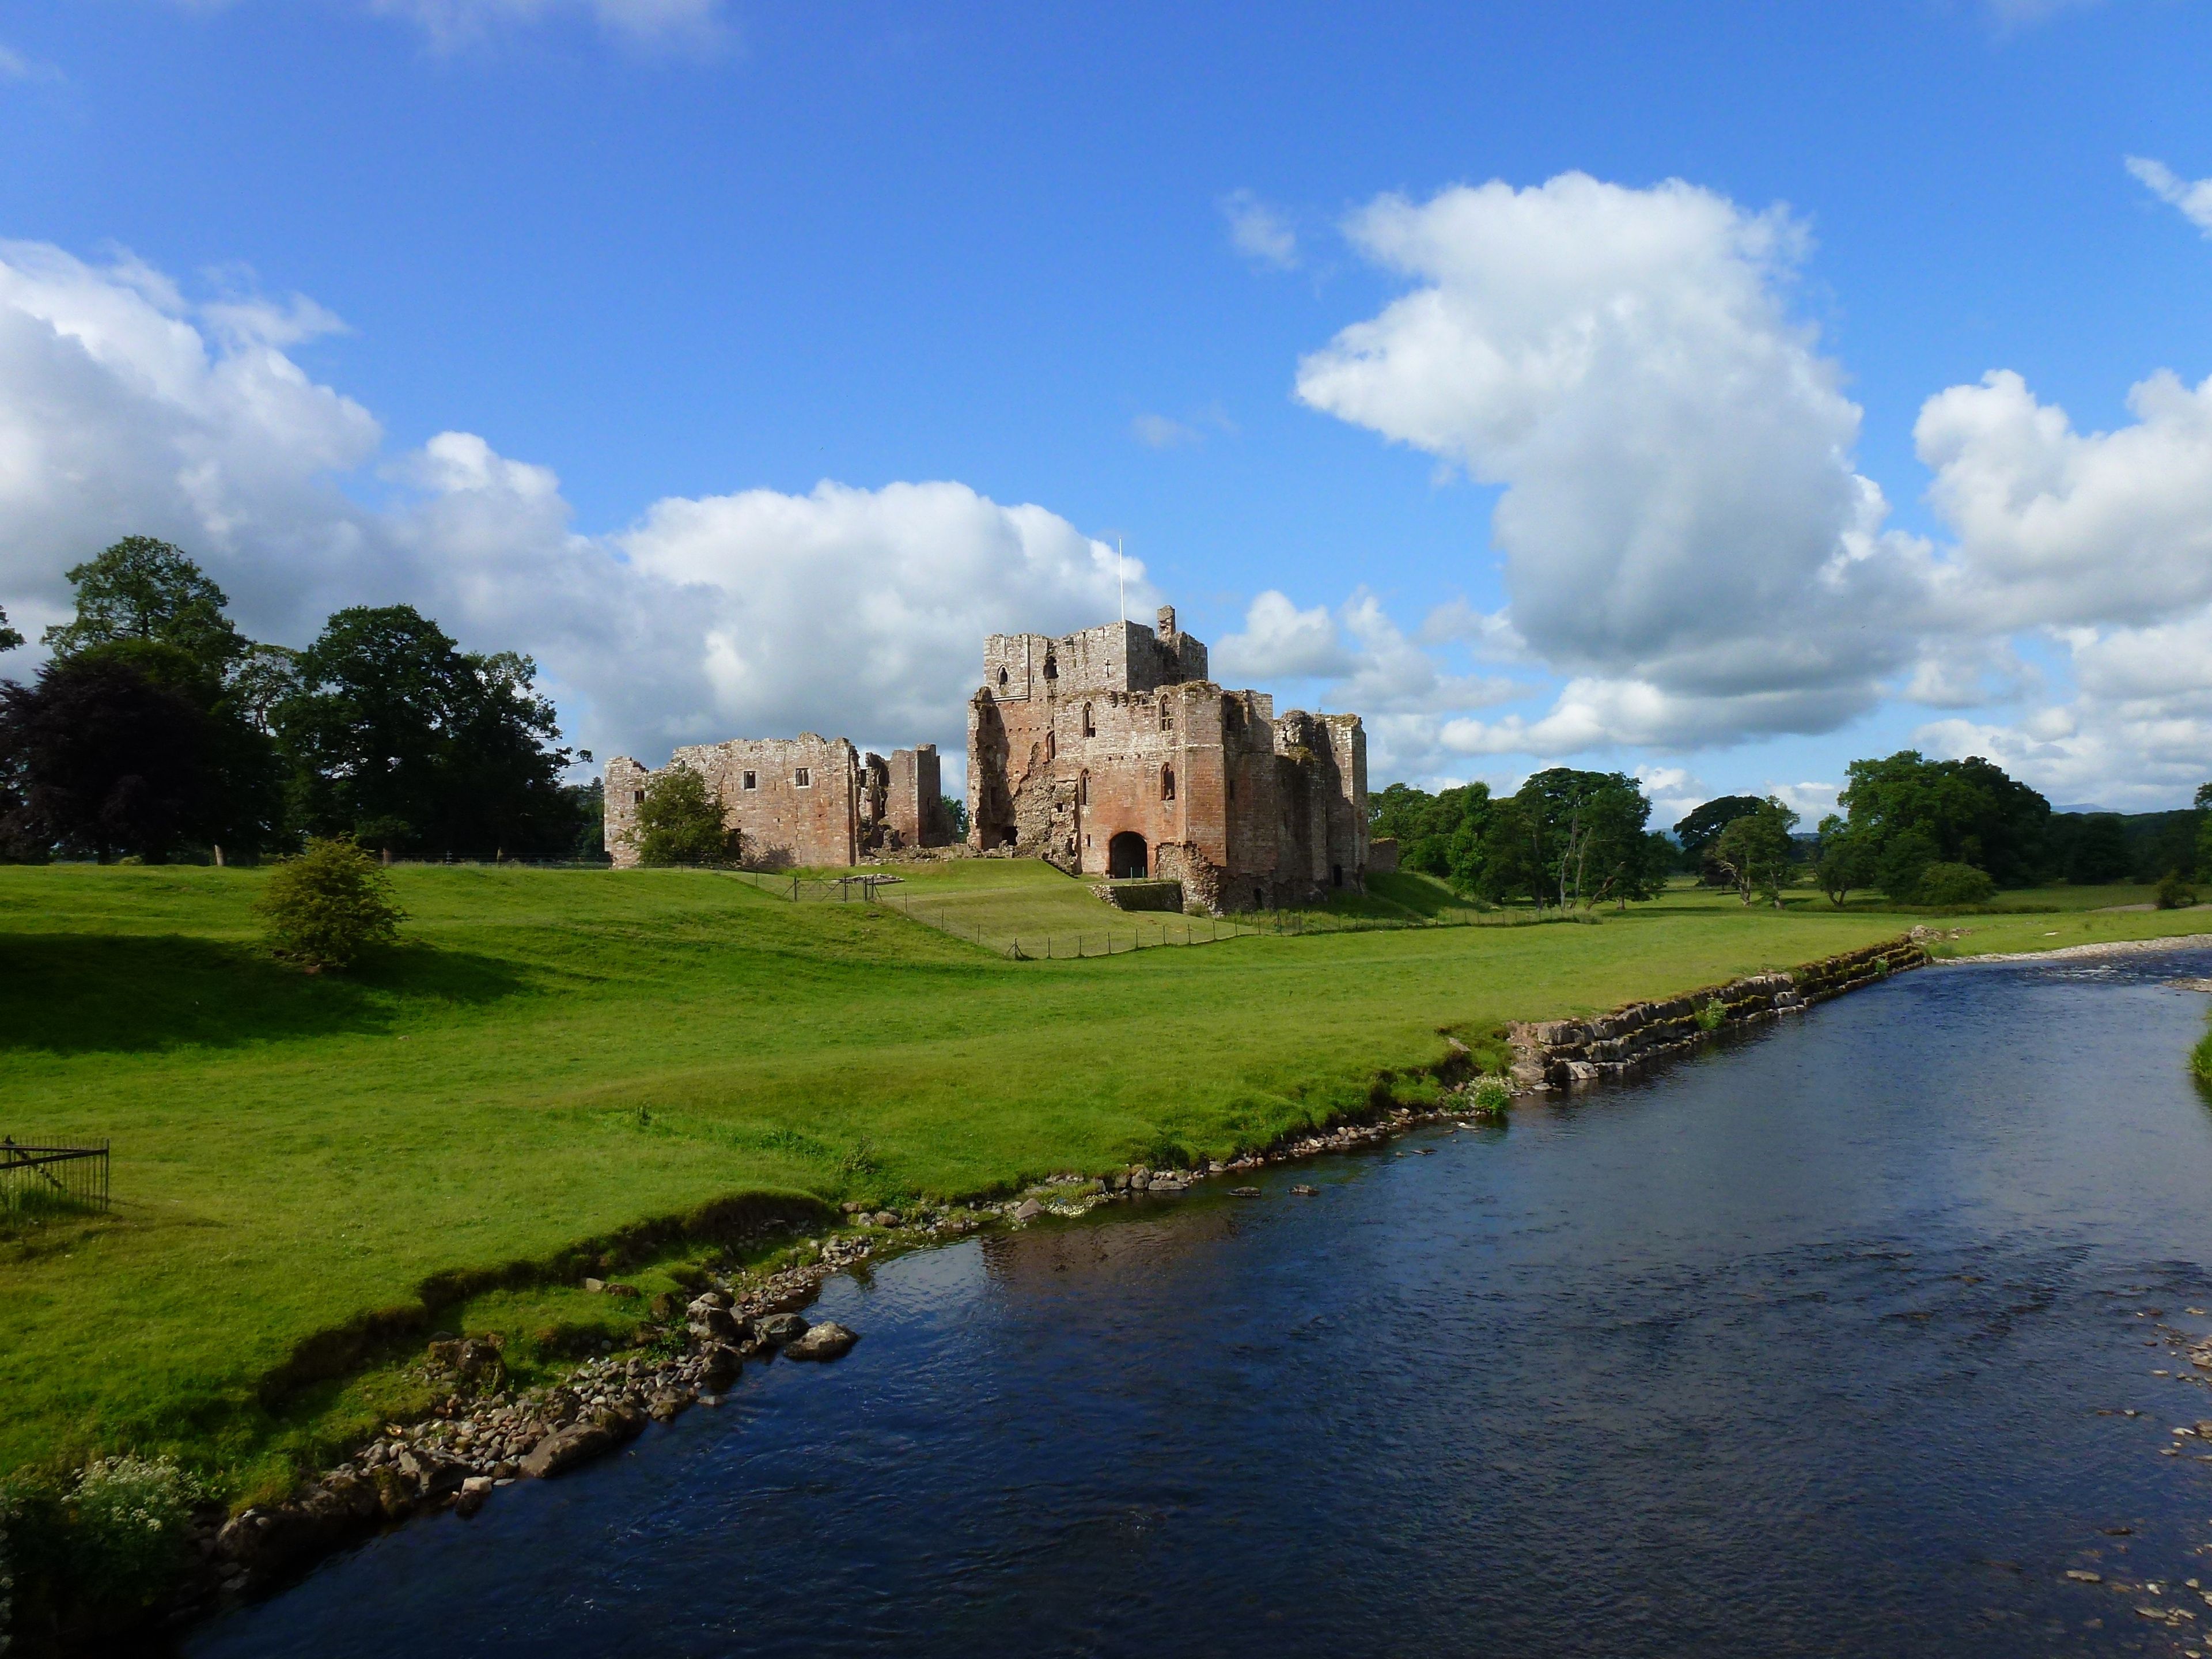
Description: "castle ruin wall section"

(603, 733), (863, 869)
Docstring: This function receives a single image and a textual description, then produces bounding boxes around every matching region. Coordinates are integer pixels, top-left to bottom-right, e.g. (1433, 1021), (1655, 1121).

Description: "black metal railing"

(1, 1138), (111, 1217)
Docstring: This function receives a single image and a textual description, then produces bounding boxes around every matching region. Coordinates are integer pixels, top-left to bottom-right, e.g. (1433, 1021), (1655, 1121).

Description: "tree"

(942, 794), (971, 841)
(276, 606), (576, 860)
(1673, 794), (1767, 882)
(42, 537), (248, 678)
(1711, 797), (1798, 906)
(2199, 782), (2212, 882)
(1813, 816), (1876, 907)
(1835, 751), (2050, 888)
(1874, 825), (1939, 902)
(255, 837), (404, 970)
(1476, 796), (1544, 904)
(0, 653), (224, 862)
(0, 603), (21, 654)
(2063, 813), (2131, 885)
(1916, 862), (1995, 907)
(1509, 768), (1660, 910)
(630, 766), (738, 866)
(1368, 781), (1496, 896)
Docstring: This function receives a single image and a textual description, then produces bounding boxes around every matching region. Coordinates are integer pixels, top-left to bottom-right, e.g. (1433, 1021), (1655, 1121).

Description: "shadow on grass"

(0, 934), (531, 1054)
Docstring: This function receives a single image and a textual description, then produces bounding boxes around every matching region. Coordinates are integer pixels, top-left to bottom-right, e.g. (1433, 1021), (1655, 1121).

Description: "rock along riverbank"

(132, 931), (1939, 1650)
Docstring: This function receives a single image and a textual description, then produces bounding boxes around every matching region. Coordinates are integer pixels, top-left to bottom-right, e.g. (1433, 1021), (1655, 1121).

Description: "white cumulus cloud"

(0, 240), (1141, 775)
(1297, 173), (1928, 751)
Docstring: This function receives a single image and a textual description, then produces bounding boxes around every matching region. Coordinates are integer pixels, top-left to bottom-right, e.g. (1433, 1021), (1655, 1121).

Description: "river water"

(192, 950), (2212, 1658)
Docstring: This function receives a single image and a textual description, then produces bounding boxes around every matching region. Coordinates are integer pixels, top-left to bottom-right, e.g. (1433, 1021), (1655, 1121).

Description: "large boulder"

(755, 1312), (809, 1346)
(783, 1321), (859, 1362)
(520, 1422), (617, 1479)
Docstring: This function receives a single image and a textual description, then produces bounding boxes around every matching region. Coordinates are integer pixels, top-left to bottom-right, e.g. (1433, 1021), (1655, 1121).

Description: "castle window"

(1160, 703), (1172, 731)
(1161, 764), (1176, 802)
(1043, 652), (1058, 680)
(632, 790), (644, 805)
(1046, 730), (1056, 760)
(1079, 770), (1089, 805)
(796, 767), (811, 787)
(998, 668), (1009, 687)
(1226, 777), (1235, 802)
(1082, 704), (1094, 736)
(742, 771), (756, 791)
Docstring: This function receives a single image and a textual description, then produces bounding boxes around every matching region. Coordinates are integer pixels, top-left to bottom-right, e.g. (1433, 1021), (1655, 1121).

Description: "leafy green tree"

(1835, 751), (2050, 888)
(2195, 782), (2212, 881)
(1874, 824), (1939, 901)
(631, 766), (738, 866)
(276, 605), (576, 860)
(1673, 794), (1767, 882)
(1369, 781), (1496, 895)
(2063, 813), (2131, 885)
(1711, 797), (1799, 906)
(1476, 796), (1544, 904)
(255, 836), (404, 969)
(942, 794), (971, 841)
(1916, 861), (1995, 907)
(0, 603), (21, 653)
(2158, 869), (2199, 911)
(41, 537), (248, 678)
(1813, 816), (1876, 907)
(1512, 768), (1659, 910)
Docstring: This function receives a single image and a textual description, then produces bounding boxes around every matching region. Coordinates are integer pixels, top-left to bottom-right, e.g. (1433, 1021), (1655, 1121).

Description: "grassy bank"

(1, 861), (2202, 1508)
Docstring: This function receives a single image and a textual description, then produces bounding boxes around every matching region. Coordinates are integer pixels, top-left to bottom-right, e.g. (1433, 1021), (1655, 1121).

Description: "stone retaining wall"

(1509, 935), (1928, 1091)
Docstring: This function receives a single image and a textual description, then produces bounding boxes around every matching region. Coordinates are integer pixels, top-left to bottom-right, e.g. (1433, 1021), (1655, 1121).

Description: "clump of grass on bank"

(2194, 1018), (2212, 1087)
(0, 860), (2202, 1521)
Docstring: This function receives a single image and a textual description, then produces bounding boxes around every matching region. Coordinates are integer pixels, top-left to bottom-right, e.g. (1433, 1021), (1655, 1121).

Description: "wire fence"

(1, 1137), (110, 1219)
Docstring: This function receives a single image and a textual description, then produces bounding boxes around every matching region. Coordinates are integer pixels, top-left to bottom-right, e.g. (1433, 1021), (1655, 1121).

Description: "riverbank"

(2, 865), (2203, 1650)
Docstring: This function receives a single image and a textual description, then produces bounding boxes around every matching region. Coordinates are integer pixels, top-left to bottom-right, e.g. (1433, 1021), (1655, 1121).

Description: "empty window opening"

(1108, 831), (1148, 880)
(1082, 704), (1095, 736)
(998, 667), (1009, 687)
(742, 771), (757, 791)
(1332, 863), (1344, 888)
(632, 790), (645, 805)
(1161, 764), (1175, 802)
(1043, 652), (1058, 680)
(1226, 777), (1236, 802)
(1159, 703), (1172, 731)
(795, 767), (811, 787)
(1046, 730), (1056, 760)
(1078, 770), (1090, 805)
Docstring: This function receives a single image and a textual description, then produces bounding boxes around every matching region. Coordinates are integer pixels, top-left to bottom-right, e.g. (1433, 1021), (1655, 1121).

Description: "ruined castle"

(603, 739), (949, 870)
(968, 607), (1367, 911)
(603, 605), (1369, 912)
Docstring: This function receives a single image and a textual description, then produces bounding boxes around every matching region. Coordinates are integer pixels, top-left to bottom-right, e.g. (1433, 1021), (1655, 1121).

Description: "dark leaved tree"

(276, 606), (576, 860)
(1673, 794), (1767, 882)
(0, 652), (222, 861)
(1712, 797), (1800, 906)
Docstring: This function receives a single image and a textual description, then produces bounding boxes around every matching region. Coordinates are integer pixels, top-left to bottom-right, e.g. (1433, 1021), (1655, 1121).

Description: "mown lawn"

(0, 862), (2198, 1501)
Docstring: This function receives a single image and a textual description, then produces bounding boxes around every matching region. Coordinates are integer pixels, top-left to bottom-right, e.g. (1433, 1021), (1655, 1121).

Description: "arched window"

(1043, 652), (1058, 680)
(1159, 702), (1172, 731)
(1082, 703), (1094, 736)
(998, 667), (1009, 687)
(1079, 770), (1090, 805)
(1161, 764), (1176, 802)
(1046, 729), (1056, 760)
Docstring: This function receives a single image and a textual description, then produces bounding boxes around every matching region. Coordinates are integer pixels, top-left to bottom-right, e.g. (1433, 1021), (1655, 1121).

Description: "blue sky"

(2, 0), (2209, 819)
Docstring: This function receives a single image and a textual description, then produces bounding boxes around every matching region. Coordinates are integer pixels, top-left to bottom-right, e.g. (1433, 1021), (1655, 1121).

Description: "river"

(190, 948), (2212, 1657)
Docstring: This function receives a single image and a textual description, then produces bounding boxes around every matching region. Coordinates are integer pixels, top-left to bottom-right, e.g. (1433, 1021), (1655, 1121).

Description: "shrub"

(1914, 862), (1995, 908)
(631, 767), (738, 867)
(1468, 1075), (1511, 1116)
(2157, 870), (2199, 911)
(255, 836), (404, 969)
(2195, 1020), (2212, 1087)
(1694, 999), (1725, 1033)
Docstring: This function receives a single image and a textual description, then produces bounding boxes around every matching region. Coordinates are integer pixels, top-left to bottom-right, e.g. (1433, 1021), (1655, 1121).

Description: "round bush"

(1914, 861), (1995, 908)
(255, 836), (404, 970)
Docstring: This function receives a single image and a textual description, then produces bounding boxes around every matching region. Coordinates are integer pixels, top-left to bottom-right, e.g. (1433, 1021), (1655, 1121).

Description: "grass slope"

(0, 862), (2197, 1499)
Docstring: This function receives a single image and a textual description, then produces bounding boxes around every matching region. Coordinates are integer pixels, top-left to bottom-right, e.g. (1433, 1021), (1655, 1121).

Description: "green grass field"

(2, 860), (2204, 1505)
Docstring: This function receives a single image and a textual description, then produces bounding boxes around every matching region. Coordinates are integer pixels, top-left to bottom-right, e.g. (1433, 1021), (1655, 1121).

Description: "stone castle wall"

(604, 734), (863, 869)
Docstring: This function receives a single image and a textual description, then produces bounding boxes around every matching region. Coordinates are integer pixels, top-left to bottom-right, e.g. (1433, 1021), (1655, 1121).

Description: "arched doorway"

(1107, 831), (1148, 880)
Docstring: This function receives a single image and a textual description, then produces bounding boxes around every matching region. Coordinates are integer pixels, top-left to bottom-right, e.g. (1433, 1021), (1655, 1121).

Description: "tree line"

(0, 538), (599, 864)
(1373, 751), (2212, 910)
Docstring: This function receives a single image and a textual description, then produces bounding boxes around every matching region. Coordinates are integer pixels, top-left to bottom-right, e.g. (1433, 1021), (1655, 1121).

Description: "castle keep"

(967, 607), (1368, 911)
(603, 738), (948, 869)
